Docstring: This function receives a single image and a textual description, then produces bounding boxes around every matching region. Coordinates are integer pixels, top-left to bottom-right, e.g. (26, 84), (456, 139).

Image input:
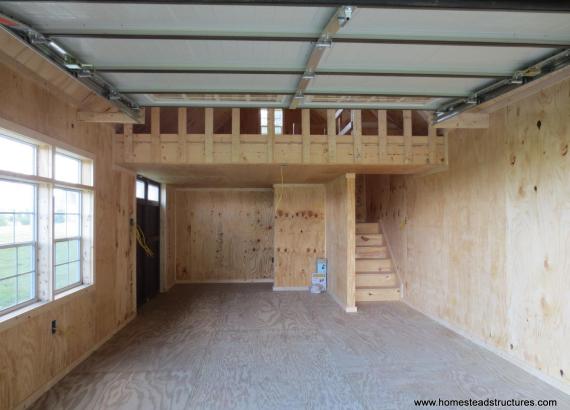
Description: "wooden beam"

(403, 110), (412, 164)
(231, 108), (240, 163)
(428, 125), (437, 164)
(205, 108), (214, 163)
(378, 110), (387, 162)
(124, 124), (134, 163)
(178, 107), (188, 163)
(151, 107), (160, 163)
(77, 110), (144, 124)
(267, 109), (275, 162)
(353, 110), (362, 163)
(327, 109), (337, 163)
(434, 113), (490, 129)
(302, 109), (311, 163)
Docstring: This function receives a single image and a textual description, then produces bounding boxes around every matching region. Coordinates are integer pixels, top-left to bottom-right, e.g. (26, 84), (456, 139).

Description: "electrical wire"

(135, 224), (154, 257)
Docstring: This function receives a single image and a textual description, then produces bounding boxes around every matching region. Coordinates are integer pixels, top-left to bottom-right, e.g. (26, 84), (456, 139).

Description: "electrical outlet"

(51, 319), (57, 335)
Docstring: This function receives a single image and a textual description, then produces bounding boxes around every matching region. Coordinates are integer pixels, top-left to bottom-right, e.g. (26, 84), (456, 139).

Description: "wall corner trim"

(327, 290), (358, 314)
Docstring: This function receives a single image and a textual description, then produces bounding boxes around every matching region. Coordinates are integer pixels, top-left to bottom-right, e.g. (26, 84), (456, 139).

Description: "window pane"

(66, 214), (80, 237)
(54, 214), (66, 239)
(147, 184), (159, 202)
(0, 248), (16, 279)
(17, 245), (33, 274)
(54, 189), (66, 213)
(68, 261), (80, 284)
(275, 126), (283, 135)
(0, 135), (36, 175)
(0, 181), (35, 213)
(136, 180), (145, 199)
(55, 241), (69, 265)
(55, 264), (69, 290)
(55, 153), (81, 184)
(66, 191), (81, 214)
(68, 239), (80, 261)
(0, 277), (17, 310)
(17, 272), (34, 303)
(14, 213), (33, 243)
(0, 214), (14, 245)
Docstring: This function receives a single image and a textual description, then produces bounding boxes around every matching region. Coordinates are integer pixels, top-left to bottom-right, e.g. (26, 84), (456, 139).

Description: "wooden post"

(428, 124), (437, 164)
(231, 108), (240, 163)
(124, 123), (133, 163)
(353, 110), (362, 163)
(267, 108), (275, 163)
(403, 110), (412, 164)
(205, 108), (214, 163)
(151, 107), (160, 163)
(327, 109), (337, 163)
(178, 108), (187, 163)
(378, 110), (387, 163)
(302, 109), (311, 163)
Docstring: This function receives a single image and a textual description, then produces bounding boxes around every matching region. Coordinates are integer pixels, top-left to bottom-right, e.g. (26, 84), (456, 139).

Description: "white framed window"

(0, 179), (37, 313)
(259, 108), (283, 135)
(0, 129), (94, 318)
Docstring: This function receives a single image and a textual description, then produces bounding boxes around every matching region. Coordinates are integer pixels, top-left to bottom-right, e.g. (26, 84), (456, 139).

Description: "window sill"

(0, 283), (94, 332)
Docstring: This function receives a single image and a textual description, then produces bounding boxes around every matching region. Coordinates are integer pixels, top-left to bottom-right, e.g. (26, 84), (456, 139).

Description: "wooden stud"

(231, 108), (240, 163)
(327, 109), (337, 163)
(403, 110), (412, 164)
(353, 110), (363, 163)
(267, 108), (275, 163)
(378, 110), (387, 163)
(302, 109), (311, 163)
(205, 108), (214, 163)
(151, 107), (160, 163)
(177, 108), (188, 163)
(428, 124), (437, 164)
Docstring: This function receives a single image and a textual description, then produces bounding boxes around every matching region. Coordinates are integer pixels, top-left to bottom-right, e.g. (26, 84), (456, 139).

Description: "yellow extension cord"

(135, 224), (154, 257)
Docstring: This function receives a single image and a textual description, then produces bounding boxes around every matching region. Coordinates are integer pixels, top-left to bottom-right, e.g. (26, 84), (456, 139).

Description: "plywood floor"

(33, 284), (569, 409)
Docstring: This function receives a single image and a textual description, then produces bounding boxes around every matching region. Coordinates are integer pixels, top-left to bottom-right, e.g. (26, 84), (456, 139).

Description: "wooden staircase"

(355, 222), (401, 302)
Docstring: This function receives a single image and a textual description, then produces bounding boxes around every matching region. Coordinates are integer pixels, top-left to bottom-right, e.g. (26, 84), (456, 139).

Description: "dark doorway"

(136, 176), (161, 307)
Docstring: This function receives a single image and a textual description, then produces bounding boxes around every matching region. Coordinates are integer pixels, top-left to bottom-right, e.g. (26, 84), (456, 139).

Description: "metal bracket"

(0, 12), (141, 122)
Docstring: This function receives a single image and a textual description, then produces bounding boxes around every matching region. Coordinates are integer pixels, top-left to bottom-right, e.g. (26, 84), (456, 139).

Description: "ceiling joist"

(44, 33), (569, 49)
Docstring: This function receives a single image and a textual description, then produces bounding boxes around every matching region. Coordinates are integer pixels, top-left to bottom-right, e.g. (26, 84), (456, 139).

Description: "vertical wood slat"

(151, 107), (161, 162)
(327, 109), (337, 163)
(403, 110), (412, 164)
(267, 108), (275, 163)
(178, 108), (187, 163)
(231, 108), (240, 163)
(302, 109), (311, 163)
(378, 110), (387, 163)
(124, 123), (133, 163)
(428, 124), (437, 164)
(205, 108), (214, 163)
(353, 110), (362, 163)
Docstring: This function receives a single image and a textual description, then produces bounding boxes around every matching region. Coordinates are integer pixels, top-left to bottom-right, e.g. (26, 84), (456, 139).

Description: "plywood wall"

(175, 189), (274, 282)
(0, 62), (135, 409)
(273, 185), (326, 288)
(325, 175), (356, 311)
(370, 78), (570, 390)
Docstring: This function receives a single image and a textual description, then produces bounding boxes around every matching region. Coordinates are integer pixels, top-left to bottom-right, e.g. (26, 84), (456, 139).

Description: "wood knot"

(561, 143), (568, 156)
(510, 155), (516, 166)
(536, 120), (542, 130)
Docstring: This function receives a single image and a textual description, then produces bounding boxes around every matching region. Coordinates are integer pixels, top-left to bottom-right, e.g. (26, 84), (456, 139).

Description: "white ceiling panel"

(319, 43), (557, 75)
(307, 76), (490, 96)
(0, 2), (333, 36)
(57, 38), (312, 70)
(341, 8), (570, 43)
(101, 73), (299, 93)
